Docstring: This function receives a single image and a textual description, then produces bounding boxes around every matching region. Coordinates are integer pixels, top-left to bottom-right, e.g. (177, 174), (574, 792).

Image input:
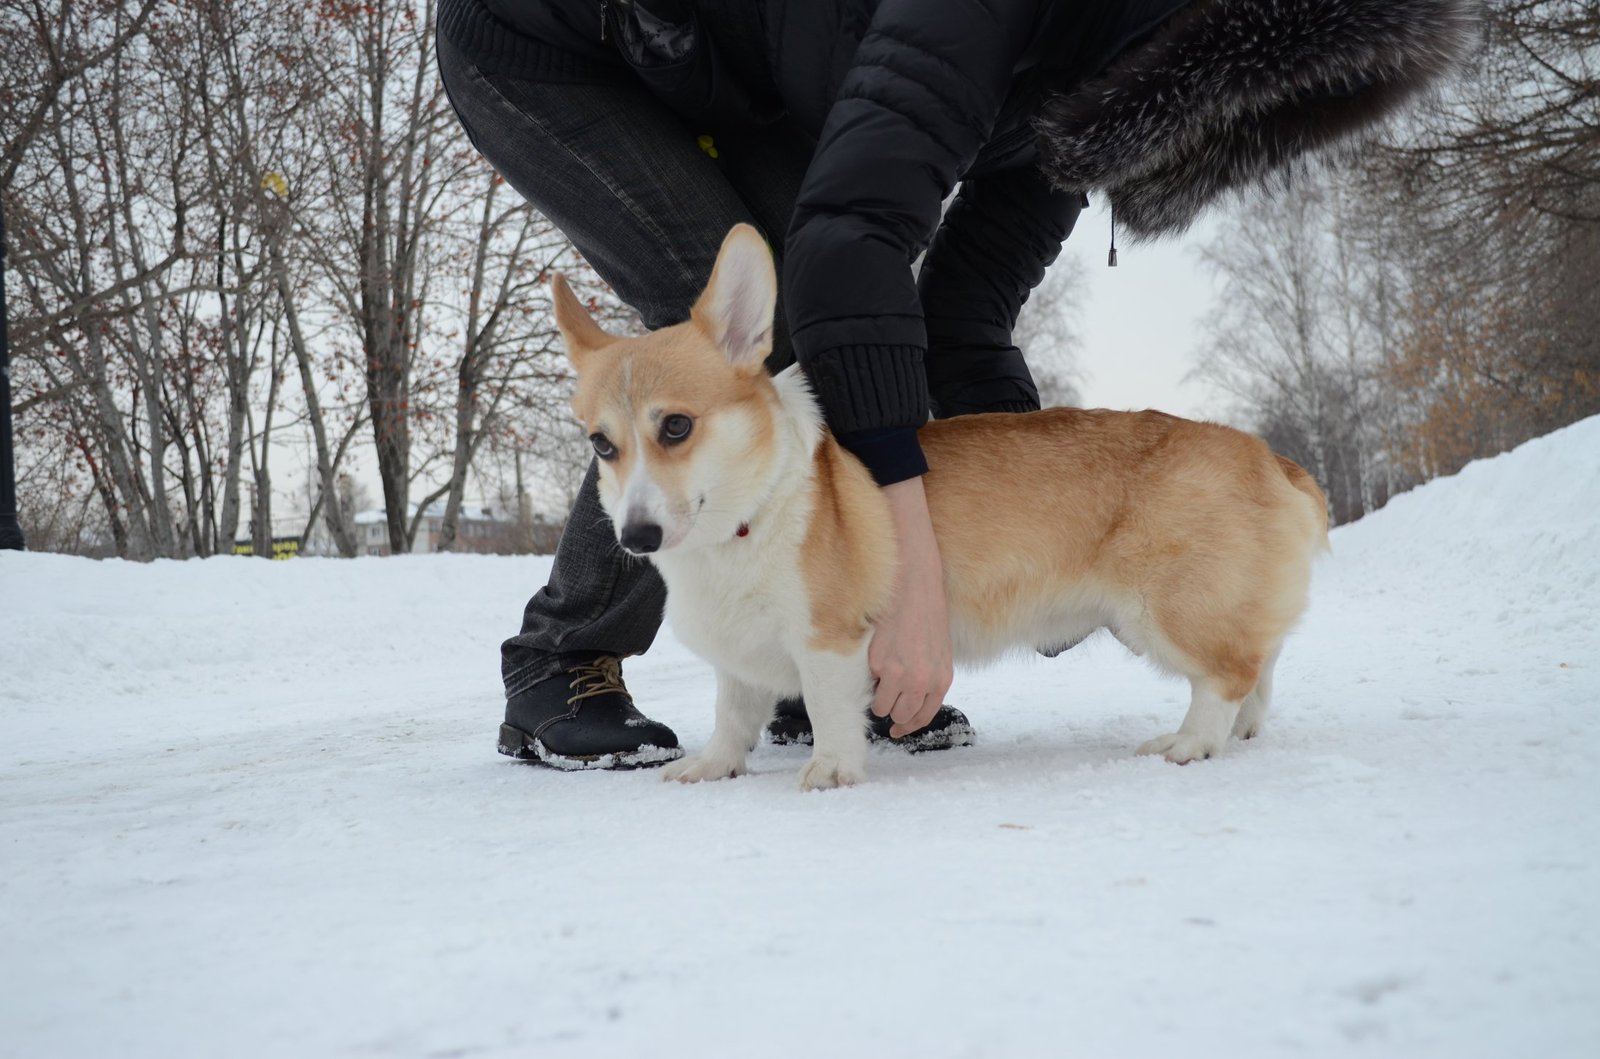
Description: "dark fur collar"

(1036, 0), (1483, 238)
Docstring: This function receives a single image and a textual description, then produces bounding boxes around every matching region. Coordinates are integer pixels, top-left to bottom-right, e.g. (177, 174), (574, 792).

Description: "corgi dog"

(552, 224), (1328, 790)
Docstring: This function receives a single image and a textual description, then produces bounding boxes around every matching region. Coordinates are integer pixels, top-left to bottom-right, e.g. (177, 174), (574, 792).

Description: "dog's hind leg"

(795, 644), (874, 791)
(663, 670), (769, 783)
(1138, 677), (1246, 764)
(1231, 646), (1280, 740)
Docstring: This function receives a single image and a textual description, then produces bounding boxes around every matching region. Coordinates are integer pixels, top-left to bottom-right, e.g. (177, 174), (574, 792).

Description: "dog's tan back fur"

(920, 410), (1327, 700)
(785, 407), (1328, 705)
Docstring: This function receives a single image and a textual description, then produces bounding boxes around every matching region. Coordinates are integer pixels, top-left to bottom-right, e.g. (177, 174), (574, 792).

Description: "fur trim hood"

(1037, 0), (1484, 238)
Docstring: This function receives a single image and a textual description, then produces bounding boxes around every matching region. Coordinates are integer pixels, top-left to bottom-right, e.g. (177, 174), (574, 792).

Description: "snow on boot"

(766, 698), (976, 753)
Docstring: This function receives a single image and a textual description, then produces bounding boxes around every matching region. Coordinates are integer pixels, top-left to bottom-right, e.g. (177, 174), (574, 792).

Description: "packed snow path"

(4, 418), (1599, 1057)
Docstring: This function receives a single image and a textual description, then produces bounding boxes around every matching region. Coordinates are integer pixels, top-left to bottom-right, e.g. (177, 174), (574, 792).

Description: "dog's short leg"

(663, 670), (769, 783)
(795, 646), (873, 791)
(1138, 679), (1242, 764)
(1232, 647), (1280, 740)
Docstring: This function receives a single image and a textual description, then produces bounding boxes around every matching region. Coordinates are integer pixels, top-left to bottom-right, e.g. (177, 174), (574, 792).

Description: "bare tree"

(0, 0), (159, 187)
(5, 0), (336, 557)
(182, 0), (314, 555)
(294, 0), (475, 554)
(1191, 174), (1406, 524)
(3, 0), (675, 558)
(1368, 0), (1600, 478)
(431, 172), (575, 552)
(1383, 1), (1598, 226)
(9, 8), (192, 557)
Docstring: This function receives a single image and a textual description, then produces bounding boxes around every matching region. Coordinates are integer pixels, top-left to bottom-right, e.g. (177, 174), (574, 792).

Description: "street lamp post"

(0, 200), (26, 551)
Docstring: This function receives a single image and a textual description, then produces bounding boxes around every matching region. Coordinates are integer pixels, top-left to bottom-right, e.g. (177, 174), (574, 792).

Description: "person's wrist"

(882, 478), (940, 560)
(882, 477), (924, 503)
(882, 477), (928, 524)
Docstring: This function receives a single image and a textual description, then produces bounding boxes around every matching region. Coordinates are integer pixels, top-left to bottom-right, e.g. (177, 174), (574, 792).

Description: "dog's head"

(553, 224), (788, 556)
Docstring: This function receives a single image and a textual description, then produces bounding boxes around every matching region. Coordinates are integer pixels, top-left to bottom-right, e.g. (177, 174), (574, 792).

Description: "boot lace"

(567, 656), (629, 706)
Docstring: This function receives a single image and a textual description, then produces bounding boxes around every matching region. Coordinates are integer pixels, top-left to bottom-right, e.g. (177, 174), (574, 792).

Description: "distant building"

(353, 503), (531, 556)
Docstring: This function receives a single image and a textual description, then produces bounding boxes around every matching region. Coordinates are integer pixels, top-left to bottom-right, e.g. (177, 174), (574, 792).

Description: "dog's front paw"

(797, 754), (865, 791)
(1136, 732), (1222, 764)
(662, 753), (747, 784)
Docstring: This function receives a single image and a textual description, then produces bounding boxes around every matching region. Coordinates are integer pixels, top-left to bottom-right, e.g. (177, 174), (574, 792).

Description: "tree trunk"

(215, 216), (251, 555)
(273, 236), (358, 558)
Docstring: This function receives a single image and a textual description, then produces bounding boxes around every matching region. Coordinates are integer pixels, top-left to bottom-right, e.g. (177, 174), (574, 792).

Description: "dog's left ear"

(550, 272), (615, 371)
(692, 224), (775, 369)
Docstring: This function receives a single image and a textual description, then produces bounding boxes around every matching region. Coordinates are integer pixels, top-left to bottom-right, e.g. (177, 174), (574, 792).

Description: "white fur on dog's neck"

(771, 364), (824, 458)
(733, 364), (825, 539)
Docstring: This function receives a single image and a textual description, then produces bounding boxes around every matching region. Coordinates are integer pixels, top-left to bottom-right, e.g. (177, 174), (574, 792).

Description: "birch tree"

(1192, 176), (1402, 525)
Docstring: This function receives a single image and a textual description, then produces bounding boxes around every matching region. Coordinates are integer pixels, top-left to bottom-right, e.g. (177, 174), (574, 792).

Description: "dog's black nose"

(620, 522), (663, 554)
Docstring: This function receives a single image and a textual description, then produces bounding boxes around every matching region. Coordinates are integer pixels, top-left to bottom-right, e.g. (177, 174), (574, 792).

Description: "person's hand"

(869, 477), (954, 736)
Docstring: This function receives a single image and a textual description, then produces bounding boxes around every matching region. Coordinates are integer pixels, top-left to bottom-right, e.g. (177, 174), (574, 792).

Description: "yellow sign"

(232, 536), (301, 560)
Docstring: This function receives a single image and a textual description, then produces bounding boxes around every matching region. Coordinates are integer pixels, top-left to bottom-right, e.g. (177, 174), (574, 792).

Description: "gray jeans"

(438, 37), (813, 696)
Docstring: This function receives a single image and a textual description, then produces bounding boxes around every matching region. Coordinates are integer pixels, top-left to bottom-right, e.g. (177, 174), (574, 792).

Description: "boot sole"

(497, 723), (683, 771)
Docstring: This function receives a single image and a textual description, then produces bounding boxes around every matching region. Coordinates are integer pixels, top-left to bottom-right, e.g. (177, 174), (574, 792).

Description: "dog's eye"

(590, 433), (617, 460)
(660, 414), (694, 445)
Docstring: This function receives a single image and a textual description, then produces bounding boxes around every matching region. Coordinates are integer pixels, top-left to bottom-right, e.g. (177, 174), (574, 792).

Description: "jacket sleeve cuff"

(801, 343), (928, 435)
(834, 427), (929, 486)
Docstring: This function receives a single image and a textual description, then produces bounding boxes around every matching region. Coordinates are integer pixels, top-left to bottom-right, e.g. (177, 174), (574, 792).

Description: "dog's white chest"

(654, 542), (808, 697)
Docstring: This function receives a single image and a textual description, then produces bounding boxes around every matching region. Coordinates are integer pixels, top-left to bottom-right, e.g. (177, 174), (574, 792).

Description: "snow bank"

(2, 418), (1597, 1058)
(1331, 414), (1600, 608)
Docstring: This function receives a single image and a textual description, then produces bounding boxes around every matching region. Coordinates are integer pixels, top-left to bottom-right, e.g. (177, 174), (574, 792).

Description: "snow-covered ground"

(4, 418), (1599, 1058)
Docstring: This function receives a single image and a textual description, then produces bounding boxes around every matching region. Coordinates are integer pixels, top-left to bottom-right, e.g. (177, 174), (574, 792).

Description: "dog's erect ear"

(550, 273), (614, 369)
(692, 224), (776, 368)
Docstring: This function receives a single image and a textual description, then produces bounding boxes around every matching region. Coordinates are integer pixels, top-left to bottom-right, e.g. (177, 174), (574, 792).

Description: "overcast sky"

(1055, 201), (1224, 421)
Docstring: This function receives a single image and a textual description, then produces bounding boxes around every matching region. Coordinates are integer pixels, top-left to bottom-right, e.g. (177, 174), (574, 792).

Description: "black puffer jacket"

(761, 0), (1186, 483)
(438, 0), (1479, 483)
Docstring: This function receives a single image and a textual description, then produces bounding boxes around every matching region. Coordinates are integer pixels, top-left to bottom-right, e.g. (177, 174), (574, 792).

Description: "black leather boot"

(766, 698), (976, 752)
(497, 654), (683, 770)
